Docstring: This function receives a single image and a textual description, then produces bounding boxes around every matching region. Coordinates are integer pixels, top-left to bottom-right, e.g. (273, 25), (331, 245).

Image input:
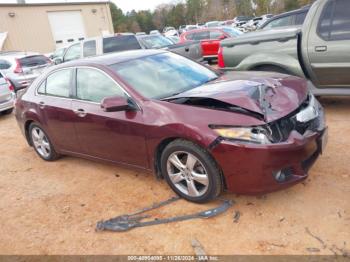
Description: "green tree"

(109, 2), (126, 32)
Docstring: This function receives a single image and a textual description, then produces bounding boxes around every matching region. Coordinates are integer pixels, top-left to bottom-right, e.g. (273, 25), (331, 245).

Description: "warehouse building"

(0, 1), (114, 53)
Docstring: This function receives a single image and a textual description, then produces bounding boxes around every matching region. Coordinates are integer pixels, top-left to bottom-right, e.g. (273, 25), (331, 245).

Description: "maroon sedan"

(15, 50), (327, 203)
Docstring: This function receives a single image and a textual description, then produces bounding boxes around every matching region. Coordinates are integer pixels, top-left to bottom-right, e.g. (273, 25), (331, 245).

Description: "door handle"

(73, 108), (87, 117)
(39, 101), (45, 109)
(315, 46), (327, 52)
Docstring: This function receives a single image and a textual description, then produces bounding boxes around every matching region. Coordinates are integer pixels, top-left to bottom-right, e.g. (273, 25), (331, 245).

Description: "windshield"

(221, 27), (243, 37)
(139, 35), (173, 48)
(110, 52), (218, 99)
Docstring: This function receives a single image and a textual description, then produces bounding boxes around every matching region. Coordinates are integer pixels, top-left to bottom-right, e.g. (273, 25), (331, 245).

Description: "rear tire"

(29, 123), (60, 161)
(160, 139), (223, 203)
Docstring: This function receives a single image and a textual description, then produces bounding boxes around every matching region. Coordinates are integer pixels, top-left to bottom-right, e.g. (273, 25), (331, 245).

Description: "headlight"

(212, 126), (271, 144)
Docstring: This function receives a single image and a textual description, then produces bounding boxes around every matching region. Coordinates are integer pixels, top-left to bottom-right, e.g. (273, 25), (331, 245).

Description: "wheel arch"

(153, 136), (227, 190)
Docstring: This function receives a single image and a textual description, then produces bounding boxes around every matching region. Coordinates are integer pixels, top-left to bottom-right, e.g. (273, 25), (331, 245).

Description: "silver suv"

(0, 71), (15, 115)
(0, 51), (52, 92)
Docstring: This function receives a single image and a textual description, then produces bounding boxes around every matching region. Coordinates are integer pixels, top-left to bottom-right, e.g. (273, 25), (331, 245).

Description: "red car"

(15, 50), (327, 203)
(179, 27), (242, 60)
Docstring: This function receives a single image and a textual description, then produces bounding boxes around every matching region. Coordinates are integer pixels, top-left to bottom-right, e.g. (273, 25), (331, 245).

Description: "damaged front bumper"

(211, 128), (327, 194)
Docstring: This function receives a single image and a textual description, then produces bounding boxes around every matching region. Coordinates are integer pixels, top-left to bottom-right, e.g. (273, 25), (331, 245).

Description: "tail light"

(218, 46), (225, 68)
(5, 78), (14, 91)
(14, 59), (23, 74)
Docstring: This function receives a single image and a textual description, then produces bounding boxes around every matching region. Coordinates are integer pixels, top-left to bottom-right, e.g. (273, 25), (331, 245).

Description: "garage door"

(48, 11), (86, 49)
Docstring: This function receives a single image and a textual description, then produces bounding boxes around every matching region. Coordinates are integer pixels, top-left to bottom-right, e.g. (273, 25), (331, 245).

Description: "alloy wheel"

(31, 127), (51, 158)
(166, 151), (209, 197)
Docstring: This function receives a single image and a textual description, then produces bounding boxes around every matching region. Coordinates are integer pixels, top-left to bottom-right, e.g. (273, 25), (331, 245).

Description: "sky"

(0, 0), (175, 12)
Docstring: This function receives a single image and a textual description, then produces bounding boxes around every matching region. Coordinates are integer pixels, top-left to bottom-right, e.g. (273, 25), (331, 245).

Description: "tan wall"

(0, 3), (114, 53)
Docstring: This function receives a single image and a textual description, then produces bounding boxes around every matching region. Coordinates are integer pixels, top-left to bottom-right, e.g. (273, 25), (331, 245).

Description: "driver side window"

(76, 68), (125, 103)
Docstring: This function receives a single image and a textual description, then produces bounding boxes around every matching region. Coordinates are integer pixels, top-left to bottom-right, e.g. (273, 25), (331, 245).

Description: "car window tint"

(295, 11), (307, 25)
(64, 44), (81, 61)
(0, 59), (11, 70)
(331, 0), (350, 40)
(193, 31), (210, 40)
(46, 69), (71, 97)
(186, 33), (195, 40)
(209, 30), (223, 39)
(103, 36), (142, 53)
(76, 68), (124, 103)
(263, 16), (293, 29)
(83, 40), (97, 57)
(318, 0), (334, 40)
(19, 55), (50, 68)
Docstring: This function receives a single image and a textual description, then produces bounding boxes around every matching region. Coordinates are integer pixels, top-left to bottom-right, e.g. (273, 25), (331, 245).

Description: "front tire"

(161, 139), (223, 203)
(29, 123), (60, 161)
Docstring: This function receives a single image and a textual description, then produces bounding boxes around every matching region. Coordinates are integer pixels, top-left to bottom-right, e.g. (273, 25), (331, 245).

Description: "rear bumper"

(0, 92), (15, 112)
(211, 129), (327, 194)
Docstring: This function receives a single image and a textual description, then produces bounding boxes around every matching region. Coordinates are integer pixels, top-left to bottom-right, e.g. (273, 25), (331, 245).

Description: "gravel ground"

(0, 97), (349, 255)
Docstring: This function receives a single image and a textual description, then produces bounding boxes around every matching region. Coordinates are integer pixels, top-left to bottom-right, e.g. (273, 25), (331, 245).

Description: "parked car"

(150, 30), (161, 35)
(233, 16), (254, 26)
(49, 46), (68, 65)
(60, 34), (203, 63)
(259, 6), (310, 30)
(219, 0), (350, 96)
(205, 21), (220, 28)
(0, 70), (15, 115)
(0, 52), (52, 91)
(15, 50), (327, 203)
(180, 27), (241, 61)
(163, 27), (178, 37)
(166, 36), (180, 44)
(136, 34), (202, 61)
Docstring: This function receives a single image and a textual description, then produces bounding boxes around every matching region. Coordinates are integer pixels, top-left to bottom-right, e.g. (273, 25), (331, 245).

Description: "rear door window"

(318, 0), (350, 41)
(19, 55), (50, 68)
(83, 40), (97, 57)
(45, 69), (72, 98)
(103, 36), (142, 54)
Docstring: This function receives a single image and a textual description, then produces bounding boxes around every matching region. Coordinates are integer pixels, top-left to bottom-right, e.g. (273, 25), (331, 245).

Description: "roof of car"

(60, 49), (166, 68)
(0, 51), (39, 58)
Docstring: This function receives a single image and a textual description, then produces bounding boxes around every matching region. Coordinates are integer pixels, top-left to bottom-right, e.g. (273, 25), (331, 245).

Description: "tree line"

(109, 0), (315, 33)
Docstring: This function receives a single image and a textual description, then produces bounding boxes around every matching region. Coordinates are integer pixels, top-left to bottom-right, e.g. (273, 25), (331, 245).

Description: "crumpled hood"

(169, 71), (308, 123)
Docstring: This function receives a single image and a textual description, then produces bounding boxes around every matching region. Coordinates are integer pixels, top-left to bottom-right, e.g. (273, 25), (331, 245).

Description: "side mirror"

(101, 96), (135, 112)
(54, 58), (63, 64)
(219, 35), (227, 40)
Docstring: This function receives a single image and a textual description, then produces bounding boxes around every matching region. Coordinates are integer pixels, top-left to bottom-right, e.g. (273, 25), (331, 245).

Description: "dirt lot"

(0, 97), (349, 255)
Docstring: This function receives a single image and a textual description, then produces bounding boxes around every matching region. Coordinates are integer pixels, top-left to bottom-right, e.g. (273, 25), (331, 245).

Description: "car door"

(37, 68), (80, 152)
(307, 0), (350, 88)
(71, 67), (148, 168)
(194, 30), (212, 57)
